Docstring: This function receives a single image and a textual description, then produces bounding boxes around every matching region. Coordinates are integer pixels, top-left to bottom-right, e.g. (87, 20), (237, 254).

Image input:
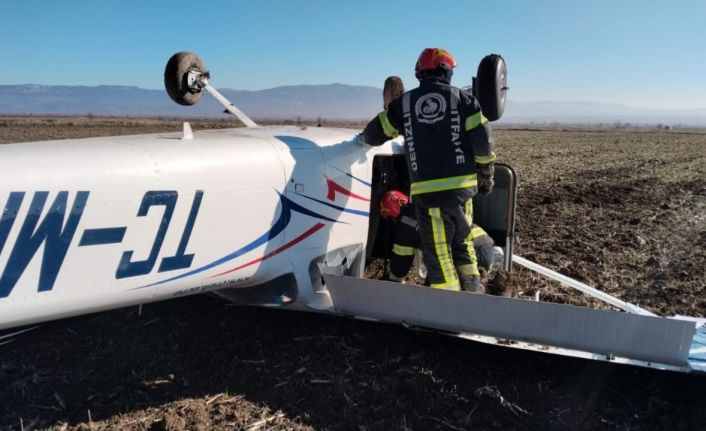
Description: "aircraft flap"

(325, 275), (696, 366)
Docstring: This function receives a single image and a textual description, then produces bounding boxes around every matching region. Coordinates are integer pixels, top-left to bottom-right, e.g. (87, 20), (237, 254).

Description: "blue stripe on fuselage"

(137, 192), (338, 289)
(294, 192), (369, 217)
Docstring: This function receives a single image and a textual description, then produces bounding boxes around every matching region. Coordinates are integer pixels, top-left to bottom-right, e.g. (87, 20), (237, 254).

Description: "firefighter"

(383, 76), (405, 110)
(362, 48), (496, 292)
(468, 224), (497, 275)
(380, 190), (498, 285)
(379, 190), (418, 283)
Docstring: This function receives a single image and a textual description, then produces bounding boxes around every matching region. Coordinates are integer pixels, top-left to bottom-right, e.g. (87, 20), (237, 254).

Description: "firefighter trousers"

(389, 219), (419, 282)
(415, 200), (480, 291)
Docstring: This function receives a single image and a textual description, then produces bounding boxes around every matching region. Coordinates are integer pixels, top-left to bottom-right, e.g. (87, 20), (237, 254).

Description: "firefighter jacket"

(389, 204), (420, 280)
(363, 80), (496, 208)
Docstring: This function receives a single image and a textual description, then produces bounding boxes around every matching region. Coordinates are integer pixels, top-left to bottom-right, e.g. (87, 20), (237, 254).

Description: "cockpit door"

(473, 163), (517, 271)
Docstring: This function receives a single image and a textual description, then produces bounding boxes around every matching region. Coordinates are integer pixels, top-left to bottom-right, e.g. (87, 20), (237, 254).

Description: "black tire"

(475, 54), (508, 121)
(164, 51), (206, 106)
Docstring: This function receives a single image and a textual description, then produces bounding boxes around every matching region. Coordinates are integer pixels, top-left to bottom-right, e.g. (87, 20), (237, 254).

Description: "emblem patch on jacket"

(415, 93), (446, 124)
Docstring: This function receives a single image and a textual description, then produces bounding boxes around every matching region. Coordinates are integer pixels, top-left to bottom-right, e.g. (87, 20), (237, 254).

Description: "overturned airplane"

(0, 52), (703, 374)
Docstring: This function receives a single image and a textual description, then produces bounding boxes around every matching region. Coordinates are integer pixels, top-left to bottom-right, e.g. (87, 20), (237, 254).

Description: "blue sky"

(2, 0), (705, 109)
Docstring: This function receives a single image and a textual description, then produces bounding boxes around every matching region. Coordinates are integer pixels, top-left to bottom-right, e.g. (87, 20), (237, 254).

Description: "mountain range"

(1, 84), (705, 126)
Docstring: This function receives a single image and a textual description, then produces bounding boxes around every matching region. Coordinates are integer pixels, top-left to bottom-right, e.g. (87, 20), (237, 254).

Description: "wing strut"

(512, 255), (655, 316)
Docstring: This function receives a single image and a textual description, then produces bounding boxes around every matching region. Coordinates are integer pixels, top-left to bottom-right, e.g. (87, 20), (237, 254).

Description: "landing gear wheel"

(475, 54), (508, 121)
(164, 51), (207, 106)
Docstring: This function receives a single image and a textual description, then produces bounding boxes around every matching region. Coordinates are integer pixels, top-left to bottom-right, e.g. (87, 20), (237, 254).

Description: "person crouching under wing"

(380, 190), (499, 292)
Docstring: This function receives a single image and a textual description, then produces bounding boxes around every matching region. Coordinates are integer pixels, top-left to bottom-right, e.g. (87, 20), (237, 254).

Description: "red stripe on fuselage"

(211, 223), (326, 277)
(326, 177), (370, 202)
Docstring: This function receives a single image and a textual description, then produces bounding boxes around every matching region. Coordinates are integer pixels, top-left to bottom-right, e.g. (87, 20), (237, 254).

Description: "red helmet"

(415, 48), (457, 79)
(380, 190), (409, 219)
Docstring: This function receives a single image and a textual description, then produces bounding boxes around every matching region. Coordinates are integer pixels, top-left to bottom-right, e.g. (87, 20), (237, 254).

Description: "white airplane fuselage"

(0, 126), (401, 330)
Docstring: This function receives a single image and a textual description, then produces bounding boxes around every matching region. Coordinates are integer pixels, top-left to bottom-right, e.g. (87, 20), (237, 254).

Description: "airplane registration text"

(0, 190), (204, 298)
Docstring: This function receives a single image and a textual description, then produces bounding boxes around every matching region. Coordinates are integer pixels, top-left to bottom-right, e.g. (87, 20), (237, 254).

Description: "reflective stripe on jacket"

(363, 80), (495, 208)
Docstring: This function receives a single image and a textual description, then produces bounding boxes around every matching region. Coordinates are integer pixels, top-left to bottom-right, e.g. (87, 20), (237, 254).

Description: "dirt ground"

(1, 117), (705, 430)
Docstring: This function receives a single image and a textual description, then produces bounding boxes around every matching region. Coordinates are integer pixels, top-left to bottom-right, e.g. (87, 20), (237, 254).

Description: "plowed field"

(1, 118), (705, 430)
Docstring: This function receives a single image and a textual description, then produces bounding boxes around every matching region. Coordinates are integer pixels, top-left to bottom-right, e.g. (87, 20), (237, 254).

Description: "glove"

(476, 163), (495, 196)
